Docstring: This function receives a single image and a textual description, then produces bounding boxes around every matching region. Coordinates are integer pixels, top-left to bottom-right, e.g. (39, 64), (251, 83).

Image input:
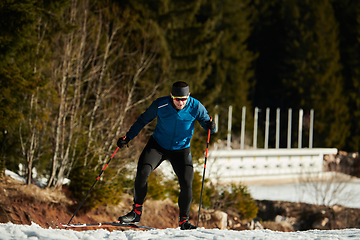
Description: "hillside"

(0, 175), (238, 230)
(2, 175), (360, 232)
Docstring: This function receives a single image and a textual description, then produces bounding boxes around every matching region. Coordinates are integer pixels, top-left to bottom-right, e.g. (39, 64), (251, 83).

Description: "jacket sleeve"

(126, 99), (158, 140)
(196, 101), (215, 134)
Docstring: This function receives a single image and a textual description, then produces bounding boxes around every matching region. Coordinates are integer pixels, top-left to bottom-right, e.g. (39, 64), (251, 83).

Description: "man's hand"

(117, 136), (130, 148)
(206, 120), (216, 131)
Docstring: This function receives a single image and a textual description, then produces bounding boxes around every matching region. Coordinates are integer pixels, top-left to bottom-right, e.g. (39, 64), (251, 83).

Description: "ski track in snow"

(1, 222), (360, 240)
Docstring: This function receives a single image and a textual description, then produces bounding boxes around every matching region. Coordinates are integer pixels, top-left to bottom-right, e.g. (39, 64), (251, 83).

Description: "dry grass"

(0, 175), (72, 205)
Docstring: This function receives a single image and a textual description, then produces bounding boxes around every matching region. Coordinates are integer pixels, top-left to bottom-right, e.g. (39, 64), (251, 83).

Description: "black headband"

(171, 85), (189, 97)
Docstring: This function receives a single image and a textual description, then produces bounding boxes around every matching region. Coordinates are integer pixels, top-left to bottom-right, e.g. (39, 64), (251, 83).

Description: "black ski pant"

(133, 136), (194, 218)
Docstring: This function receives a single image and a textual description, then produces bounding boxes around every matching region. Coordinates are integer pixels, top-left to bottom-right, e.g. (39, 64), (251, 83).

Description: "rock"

(332, 205), (343, 213)
(312, 217), (329, 229)
(196, 209), (228, 230)
(275, 215), (284, 222)
(213, 210), (228, 230)
(262, 221), (294, 232)
(255, 221), (264, 230)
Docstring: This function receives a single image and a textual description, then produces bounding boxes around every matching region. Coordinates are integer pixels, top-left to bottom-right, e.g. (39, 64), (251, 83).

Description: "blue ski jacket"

(126, 95), (213, 150)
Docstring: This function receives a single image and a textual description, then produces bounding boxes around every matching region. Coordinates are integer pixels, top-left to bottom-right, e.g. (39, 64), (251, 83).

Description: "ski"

(61, 222), (155, 230)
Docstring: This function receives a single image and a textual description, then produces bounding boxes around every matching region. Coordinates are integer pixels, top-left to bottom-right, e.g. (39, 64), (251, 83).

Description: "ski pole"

(65, 147), (120, 228)
(197, 117), (212, 227)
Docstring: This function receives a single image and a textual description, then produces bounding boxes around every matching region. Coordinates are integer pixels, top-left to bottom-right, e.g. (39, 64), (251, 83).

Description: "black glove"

(117, 136), (130, 148)
(206, 120), (216, 131)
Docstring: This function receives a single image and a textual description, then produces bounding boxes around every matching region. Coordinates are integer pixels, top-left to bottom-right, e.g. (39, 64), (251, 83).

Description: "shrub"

(218, 184), (258, 220)
(68, 159), (124, 210)
(192, 170), (214, 208)
(146, 170), (167, 201)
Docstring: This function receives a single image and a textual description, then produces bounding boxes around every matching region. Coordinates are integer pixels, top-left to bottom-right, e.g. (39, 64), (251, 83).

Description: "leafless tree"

(296, 169), (357, 207)
(19, 14), (49, 185)
(43, 0), (164, 188)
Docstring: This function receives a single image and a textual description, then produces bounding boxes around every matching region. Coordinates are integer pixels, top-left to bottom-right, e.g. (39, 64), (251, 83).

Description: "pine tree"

(156, 0), (219, 96)
(0, 0), (42, 173)
(282, 0), (349, 149)
(247, 0), (291, 148)
(332, 0), (360, 151)
(207, 0), (256, 138)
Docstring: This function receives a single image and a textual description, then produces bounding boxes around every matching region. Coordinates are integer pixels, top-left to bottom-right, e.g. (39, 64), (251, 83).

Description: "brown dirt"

(0, 175), (226, 230)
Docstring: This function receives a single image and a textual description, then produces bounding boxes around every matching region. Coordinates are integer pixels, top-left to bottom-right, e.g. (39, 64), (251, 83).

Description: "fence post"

(227, 105), (233, 150)
(276, 108), (280, 149)
(241, 106), (246, 150)
(298, 109), (303, 148)
(287, 108), (292, 149)
(214, 114), (219, 134)
(264, 108), (270, 149)
(309, 109), (314, 148)
(253, 107), (259, 149)
(214, 105), (219, 134)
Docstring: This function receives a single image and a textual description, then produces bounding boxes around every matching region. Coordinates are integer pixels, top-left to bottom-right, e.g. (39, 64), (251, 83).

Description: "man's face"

(171, 94), (189, 110)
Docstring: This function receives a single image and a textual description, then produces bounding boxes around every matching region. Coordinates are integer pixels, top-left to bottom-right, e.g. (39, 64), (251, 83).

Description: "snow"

(0, 222), (360, 240)
(5, 169), (68, 188)
(247, 177), (360, 208)
(4, 169), (26, 183)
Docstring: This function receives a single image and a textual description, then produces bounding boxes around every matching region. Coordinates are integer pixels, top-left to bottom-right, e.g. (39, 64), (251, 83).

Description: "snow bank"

(0, 222), (360, 240)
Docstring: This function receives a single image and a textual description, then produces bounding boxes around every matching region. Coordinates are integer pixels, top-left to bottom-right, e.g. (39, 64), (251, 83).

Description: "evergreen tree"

(153, 0), (219, 97)
(0, 0), (42, 173)
(208, 0), (256, 139)
(247, 0), (291, 148)
(332, 0), (360, 151)
(282, 0), (349, 149)
(248, 0), (287, 109)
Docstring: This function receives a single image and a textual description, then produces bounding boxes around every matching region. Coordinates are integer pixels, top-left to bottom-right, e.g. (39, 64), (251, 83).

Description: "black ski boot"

(179, 216), (197, 230)
(117, 204), (142, 224)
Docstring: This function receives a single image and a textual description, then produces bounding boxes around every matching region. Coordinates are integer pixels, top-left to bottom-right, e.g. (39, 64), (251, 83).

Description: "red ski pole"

(65, 147), (120, 228)
(197, 117), (212, 227)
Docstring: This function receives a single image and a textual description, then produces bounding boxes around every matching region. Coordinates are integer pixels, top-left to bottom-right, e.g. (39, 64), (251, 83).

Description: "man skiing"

(116, 81), (215, 230)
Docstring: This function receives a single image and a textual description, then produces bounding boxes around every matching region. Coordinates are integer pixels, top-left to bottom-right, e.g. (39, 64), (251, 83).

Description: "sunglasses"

(171, 95), (189, 102)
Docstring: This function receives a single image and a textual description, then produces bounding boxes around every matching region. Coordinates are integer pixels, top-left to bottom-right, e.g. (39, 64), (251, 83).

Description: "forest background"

(0, 0), (359, 215)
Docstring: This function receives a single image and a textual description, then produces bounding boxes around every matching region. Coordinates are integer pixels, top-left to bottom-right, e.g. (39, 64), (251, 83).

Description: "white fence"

(205, 148), (338, 184)
(160, 106), (338, 184)
(219, 106), (315, 150)
(202, 106), (337, 184)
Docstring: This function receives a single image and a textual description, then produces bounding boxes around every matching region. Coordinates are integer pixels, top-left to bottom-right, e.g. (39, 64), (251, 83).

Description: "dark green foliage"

(68, 158), (124, 209)
(250, 0), (352, 149)
(192, 170), (214, 208)
(281, 0), (349, 149)
(146, 170), (168, 201)
(332, 0), (360, 151)
(158, 0), (220, 94)
(0, 0), (36, 65)
(218, 184), (258, 220)
(0, 0), (45, 166)
(0, 0), (39, 123)
(205, 0), (256, 135)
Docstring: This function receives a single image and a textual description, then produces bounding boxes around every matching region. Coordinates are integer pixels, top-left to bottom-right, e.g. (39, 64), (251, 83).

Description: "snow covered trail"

(1, 222), (360, 240)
